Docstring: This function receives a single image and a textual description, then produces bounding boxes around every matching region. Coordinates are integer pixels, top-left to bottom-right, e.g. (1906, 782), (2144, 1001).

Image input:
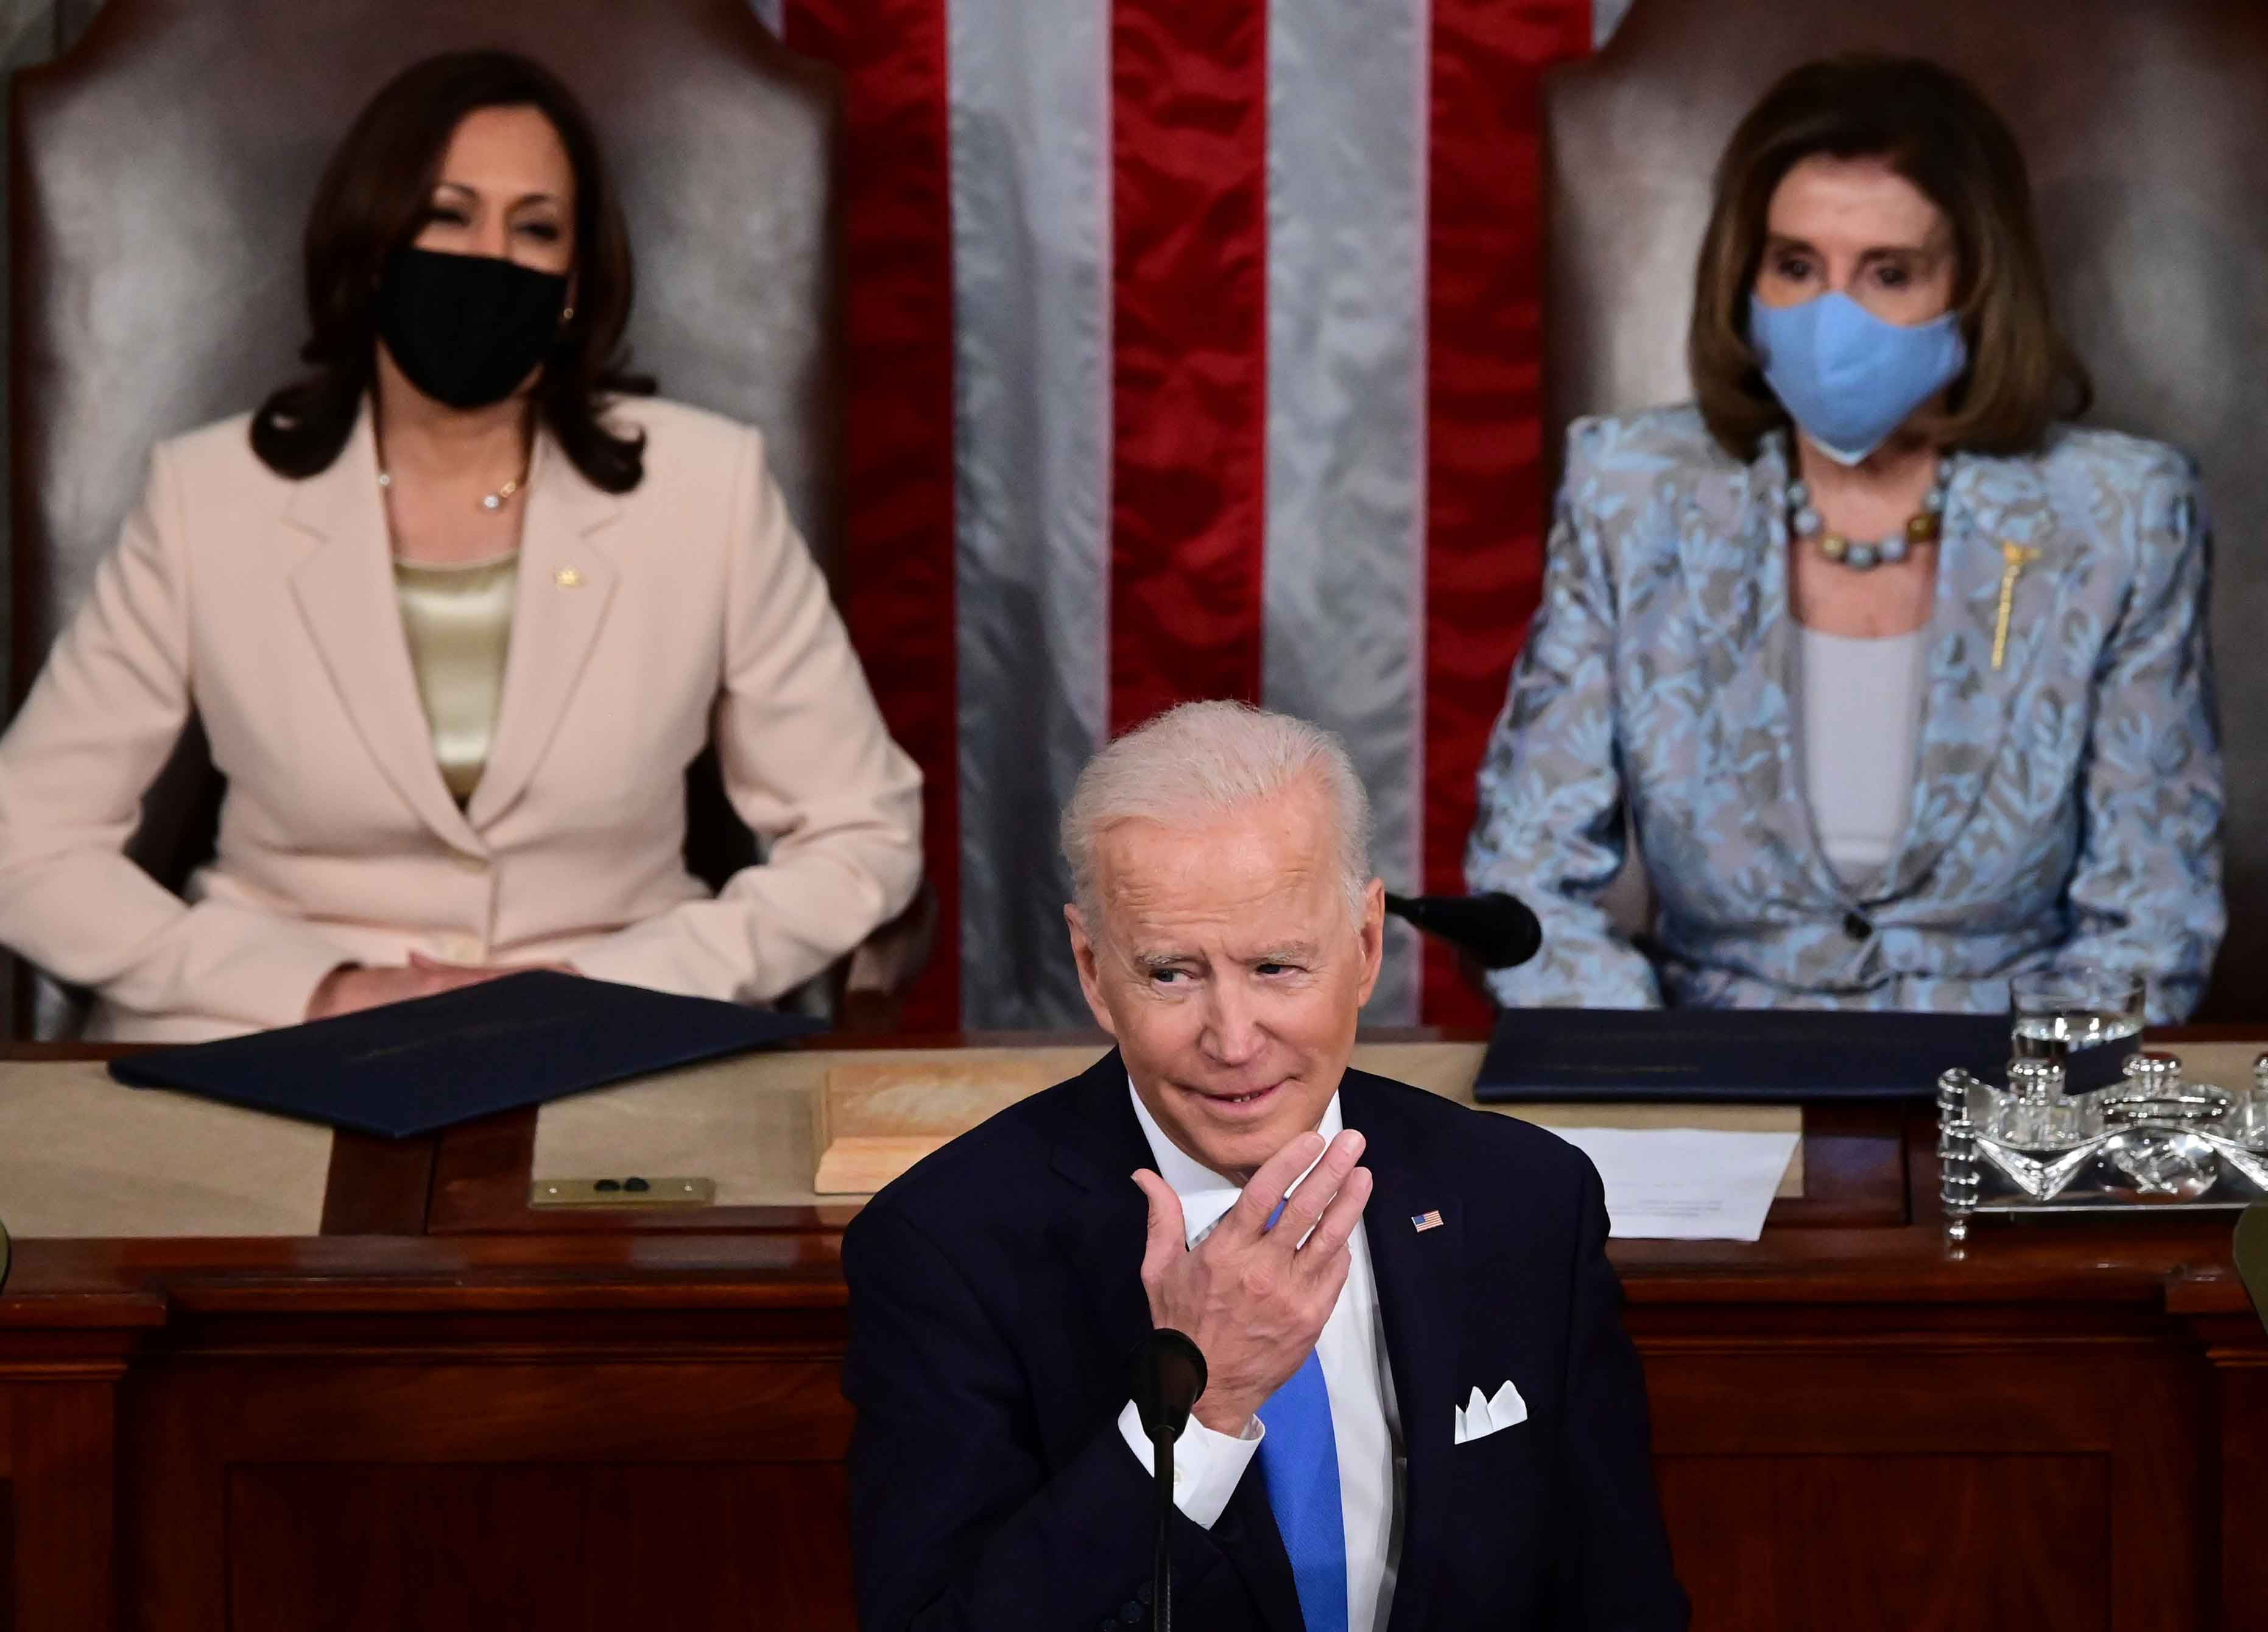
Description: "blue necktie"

(1256, 1202), (1348, 1632)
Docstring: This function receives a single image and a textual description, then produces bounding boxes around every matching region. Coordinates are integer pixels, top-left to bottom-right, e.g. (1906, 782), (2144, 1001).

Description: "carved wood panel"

(228, 1463), (856, 1632)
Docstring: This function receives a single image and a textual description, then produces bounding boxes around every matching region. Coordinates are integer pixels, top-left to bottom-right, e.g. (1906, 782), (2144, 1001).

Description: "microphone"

(2239, 1204), (2268, 1338)
(1385, 891), (1543, 970)
(1132, 1328), (1207, 1444)
(1132, 1330), (1208, 1632)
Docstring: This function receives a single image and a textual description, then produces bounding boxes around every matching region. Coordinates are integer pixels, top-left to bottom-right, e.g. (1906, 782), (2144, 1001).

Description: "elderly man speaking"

(843, 702), (1685, 1631)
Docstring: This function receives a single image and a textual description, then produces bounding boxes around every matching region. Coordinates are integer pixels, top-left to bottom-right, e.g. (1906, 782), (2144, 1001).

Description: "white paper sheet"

(1548, 1127), (1803, 1242)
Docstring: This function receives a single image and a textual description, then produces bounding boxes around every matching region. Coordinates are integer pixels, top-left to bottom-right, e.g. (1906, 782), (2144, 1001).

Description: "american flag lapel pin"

(1411, 1210), (1443, 1233)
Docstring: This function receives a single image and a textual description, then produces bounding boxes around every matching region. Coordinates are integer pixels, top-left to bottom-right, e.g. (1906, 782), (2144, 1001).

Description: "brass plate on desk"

(529, 1177), (716, 1209)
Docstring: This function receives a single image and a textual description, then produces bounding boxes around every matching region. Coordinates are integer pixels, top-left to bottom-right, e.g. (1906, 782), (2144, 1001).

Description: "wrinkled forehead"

(1091, 789), (1345, 944)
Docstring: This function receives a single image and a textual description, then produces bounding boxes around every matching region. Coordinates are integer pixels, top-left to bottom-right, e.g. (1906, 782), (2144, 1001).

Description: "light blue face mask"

(1747, 290), (1968, 465)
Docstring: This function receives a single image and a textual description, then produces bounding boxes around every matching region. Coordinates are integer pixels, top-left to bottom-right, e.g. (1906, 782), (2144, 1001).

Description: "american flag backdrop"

(759, 0), (1634, 1029)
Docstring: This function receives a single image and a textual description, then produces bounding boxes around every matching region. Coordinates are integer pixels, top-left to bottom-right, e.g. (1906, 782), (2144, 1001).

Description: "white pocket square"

(1453, 1380), (1528, 1444)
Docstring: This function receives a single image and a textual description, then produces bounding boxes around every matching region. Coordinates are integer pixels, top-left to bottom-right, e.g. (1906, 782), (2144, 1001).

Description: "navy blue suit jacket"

(842, 1050), (1687, 1630)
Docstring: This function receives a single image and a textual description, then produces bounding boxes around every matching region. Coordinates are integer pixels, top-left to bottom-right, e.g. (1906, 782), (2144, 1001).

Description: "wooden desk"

(2, 1033), (2262, 1631)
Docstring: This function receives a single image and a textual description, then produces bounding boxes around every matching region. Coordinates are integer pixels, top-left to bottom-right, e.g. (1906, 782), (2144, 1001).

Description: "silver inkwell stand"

(1938, 1050), (2268, 1242)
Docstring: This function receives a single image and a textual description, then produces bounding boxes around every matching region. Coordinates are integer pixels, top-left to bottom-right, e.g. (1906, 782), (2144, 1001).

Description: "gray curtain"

(0, 0), (102, 686)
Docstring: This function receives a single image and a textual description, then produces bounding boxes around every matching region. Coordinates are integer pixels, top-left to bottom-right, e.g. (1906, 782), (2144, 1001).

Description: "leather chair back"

(1544, 0), (2268, 1017)
(8, 0), (841, 1032)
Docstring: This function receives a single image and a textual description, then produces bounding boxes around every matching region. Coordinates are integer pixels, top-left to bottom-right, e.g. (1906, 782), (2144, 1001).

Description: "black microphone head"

(1383, 891), (1542, 970)
(1131, 1329), (1208, 1444)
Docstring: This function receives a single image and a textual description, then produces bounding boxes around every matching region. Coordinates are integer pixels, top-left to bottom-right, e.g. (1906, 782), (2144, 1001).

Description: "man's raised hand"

(1132, 1127), (1372, 1435)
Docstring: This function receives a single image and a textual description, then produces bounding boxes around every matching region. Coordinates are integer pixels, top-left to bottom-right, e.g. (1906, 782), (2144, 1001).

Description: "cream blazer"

(0, 397), (923, 1041)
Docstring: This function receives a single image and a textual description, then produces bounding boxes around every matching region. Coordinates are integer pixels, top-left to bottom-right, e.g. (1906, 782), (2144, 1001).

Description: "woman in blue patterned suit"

(1467, 55), (2222, 1020)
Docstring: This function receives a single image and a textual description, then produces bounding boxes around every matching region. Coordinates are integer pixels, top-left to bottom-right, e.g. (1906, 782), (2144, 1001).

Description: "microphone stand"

(1149, 1418), (1176, 1632)
(1132, 1329), (1207, 1631)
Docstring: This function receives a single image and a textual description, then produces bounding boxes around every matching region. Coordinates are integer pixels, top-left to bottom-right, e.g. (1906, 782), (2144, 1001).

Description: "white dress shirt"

(1116, 1084), (1404, 1632)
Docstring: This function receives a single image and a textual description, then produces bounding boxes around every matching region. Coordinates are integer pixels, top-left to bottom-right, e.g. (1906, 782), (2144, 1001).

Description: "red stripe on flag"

(1108, 0), (1271, 730)
(1423, 0), (1592, 1023)
(786, 0), (960, 1029)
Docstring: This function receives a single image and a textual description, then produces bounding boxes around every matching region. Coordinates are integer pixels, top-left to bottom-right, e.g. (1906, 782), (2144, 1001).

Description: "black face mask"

(375, 246), (570, 409)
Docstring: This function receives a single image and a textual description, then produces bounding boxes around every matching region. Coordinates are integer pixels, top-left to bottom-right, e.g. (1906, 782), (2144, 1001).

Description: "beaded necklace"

(1787, 457), (1953, 571)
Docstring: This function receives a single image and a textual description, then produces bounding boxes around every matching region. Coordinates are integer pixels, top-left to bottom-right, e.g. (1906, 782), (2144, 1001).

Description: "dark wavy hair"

(250, 50), (652, 491)
(1689, 54), (2091, 463)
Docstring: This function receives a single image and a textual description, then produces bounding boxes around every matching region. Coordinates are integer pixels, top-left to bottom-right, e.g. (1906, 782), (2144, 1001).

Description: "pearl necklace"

(375, 468), (526, 513)
(1787, 457), (1953, 571)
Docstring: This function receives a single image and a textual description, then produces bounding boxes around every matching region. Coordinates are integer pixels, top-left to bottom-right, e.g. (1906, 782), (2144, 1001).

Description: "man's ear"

(1353, 877), (1387, 1008)
(1065, 904), (1120, 1039)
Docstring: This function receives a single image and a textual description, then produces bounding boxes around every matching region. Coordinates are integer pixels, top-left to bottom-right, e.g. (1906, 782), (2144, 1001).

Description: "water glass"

(2009, 968), (2146, 1088)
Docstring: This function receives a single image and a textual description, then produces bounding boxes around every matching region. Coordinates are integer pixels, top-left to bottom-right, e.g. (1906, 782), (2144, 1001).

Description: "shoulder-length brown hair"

(250, 50), (652, 491)
(1689, 54), (2091, 463)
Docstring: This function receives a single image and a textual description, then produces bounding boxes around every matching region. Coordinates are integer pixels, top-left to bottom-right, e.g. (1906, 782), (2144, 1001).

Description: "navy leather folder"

(108, 971), (824, 1138)
(1472, 1007), (2110, 1103)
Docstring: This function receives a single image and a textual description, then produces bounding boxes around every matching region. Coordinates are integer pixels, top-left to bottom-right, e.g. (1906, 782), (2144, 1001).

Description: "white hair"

(1060, 700), (1374, 929)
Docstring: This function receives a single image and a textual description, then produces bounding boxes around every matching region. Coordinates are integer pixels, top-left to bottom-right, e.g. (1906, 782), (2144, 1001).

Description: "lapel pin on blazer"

(554, 566), (585, 589)
(1991, 540), (2041, 671)
(1411, 1209), (1443, 1233)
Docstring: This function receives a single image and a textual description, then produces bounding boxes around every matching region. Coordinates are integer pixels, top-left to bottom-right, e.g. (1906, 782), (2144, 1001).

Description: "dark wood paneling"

(123, 1342), (856, 1628)
(319, 1128), (437, 1236)
(8, 1381), (117, 1632)
(228, 1464), (856, 1632)
(1660, 1454), (2110, 1631)
(1641, 1334), (2210, 1630)
(1767, 1101), (1907, 1228)
(0, 1231), (2245, 1631)
(2198, 1318), (2268, 1632)
(424, 1109), (540, 1231)
(0, 1388), (14, 1632)
(0, 1476), (13, 1632)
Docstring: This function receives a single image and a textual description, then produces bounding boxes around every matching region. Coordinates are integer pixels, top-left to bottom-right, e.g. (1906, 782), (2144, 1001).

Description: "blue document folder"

(108, 971), (823, 1138)
(1473, 1007), (2115, 1103)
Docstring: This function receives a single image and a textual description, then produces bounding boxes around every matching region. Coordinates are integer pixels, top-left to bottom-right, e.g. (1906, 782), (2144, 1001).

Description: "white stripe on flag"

(947, 0), (1115, 1027)
(1263, 0), (1431, 1022)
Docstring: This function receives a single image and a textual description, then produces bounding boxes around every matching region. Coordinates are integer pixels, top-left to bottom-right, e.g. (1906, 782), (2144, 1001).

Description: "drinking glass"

(2009, 968), (2146, 1089)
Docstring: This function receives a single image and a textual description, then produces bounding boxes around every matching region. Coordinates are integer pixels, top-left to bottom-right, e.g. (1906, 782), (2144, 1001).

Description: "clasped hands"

(305, 951), (577, 1021)
(1133, 1128), (1372, 1438)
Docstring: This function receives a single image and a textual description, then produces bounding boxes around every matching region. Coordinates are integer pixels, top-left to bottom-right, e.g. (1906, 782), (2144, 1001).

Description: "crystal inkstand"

(1937, 1051), (2268, 1241)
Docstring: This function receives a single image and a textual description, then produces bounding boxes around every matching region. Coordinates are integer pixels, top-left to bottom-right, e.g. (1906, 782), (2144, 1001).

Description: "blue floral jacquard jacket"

(1467, 407), (2224, 1022)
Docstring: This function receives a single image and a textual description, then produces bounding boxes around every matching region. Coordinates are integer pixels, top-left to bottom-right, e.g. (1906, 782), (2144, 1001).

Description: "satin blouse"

(393, 550), (518, 803)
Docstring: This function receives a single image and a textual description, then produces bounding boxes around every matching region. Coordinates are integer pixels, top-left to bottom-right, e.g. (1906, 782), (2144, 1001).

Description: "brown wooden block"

(812, 1056), (1060, 1193)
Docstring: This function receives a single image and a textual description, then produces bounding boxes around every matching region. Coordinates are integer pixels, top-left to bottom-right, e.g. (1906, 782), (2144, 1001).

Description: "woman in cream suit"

(1467, 56), (2222, 1020)
(0, 51), (922, 1041)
